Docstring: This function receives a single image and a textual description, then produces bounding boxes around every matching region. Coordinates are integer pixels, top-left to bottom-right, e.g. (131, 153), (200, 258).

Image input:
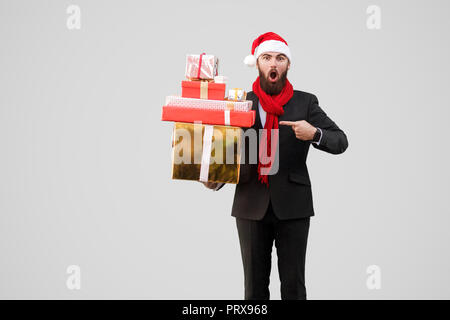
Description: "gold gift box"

(171, 122), (242, 184)
(228, 88), (247, 101)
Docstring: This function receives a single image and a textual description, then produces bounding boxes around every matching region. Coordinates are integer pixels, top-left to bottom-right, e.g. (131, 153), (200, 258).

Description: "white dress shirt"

(258, 101), (267, 127)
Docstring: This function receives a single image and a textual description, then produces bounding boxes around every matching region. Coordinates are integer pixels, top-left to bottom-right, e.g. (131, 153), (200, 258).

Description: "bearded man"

(203, 32), (348, 300)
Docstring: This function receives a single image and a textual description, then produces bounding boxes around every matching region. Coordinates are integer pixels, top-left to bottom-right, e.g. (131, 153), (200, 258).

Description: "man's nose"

(269, 58), (277, 67)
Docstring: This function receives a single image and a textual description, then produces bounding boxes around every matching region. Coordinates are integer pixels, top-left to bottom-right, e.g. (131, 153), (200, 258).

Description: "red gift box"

(161, 106), (255, 128)
(181, 80), (226, 100)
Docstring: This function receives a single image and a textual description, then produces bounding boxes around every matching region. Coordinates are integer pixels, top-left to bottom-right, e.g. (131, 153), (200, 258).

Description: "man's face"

(256, 51), (290, 95)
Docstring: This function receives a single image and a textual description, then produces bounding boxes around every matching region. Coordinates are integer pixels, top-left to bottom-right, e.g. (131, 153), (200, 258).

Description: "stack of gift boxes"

(161, 53), (255, 184)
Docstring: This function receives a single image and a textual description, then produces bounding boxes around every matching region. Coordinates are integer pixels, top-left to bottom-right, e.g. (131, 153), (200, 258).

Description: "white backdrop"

(1, 0), (449, 299)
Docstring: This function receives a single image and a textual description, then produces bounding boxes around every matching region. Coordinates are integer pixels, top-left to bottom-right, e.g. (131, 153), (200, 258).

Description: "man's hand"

(279, 120), (317, 141)
(200, 181), (220, 190)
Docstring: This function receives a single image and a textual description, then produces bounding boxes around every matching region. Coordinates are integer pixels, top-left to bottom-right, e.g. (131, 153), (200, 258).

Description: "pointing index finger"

(279, 121), (296, 127)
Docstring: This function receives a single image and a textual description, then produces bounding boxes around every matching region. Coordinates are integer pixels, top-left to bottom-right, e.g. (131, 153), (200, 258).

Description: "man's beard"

(258, 68), (288, 95)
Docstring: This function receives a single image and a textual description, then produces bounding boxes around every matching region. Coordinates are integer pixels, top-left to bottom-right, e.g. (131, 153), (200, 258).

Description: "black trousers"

(235, 200), (311, 300)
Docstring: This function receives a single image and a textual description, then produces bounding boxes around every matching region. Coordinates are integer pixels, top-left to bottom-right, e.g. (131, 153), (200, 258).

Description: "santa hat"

(244, 32), (291, 67)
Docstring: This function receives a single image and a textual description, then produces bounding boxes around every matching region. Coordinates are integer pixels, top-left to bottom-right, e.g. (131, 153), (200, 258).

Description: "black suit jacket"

(218, 90), (348, 220)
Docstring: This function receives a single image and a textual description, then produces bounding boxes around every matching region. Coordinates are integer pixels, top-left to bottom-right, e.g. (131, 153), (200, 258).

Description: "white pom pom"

(244, 54), (256, 67)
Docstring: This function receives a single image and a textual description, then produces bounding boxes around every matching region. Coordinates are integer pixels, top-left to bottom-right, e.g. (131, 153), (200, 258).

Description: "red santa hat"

(244, 32), (292, 67)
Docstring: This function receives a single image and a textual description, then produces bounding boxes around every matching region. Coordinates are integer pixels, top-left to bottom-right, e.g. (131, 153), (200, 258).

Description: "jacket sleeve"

(308, 94), (348, 155)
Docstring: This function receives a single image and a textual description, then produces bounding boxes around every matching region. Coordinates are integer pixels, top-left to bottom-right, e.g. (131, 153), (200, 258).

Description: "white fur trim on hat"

(254, 40), (291, 63)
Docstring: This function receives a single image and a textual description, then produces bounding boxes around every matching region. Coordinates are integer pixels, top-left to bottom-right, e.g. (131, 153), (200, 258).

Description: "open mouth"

(269, 70), (278, 82)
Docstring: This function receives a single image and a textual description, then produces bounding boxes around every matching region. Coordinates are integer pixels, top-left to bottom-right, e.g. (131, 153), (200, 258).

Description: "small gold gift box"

(171, 122), (242, 184)
(228, 88), (247, 101)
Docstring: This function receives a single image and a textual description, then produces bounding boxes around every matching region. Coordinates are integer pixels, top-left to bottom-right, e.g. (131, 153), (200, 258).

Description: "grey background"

(1, 0), (449, 299)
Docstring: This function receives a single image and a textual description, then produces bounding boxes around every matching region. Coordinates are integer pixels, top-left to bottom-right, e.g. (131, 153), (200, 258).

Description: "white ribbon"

(224, 110), (231, 126)
(199, 125), (214, 182)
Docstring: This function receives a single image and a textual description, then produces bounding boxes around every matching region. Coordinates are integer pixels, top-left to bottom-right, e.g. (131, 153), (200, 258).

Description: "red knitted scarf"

(252, 76), (293, 187)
